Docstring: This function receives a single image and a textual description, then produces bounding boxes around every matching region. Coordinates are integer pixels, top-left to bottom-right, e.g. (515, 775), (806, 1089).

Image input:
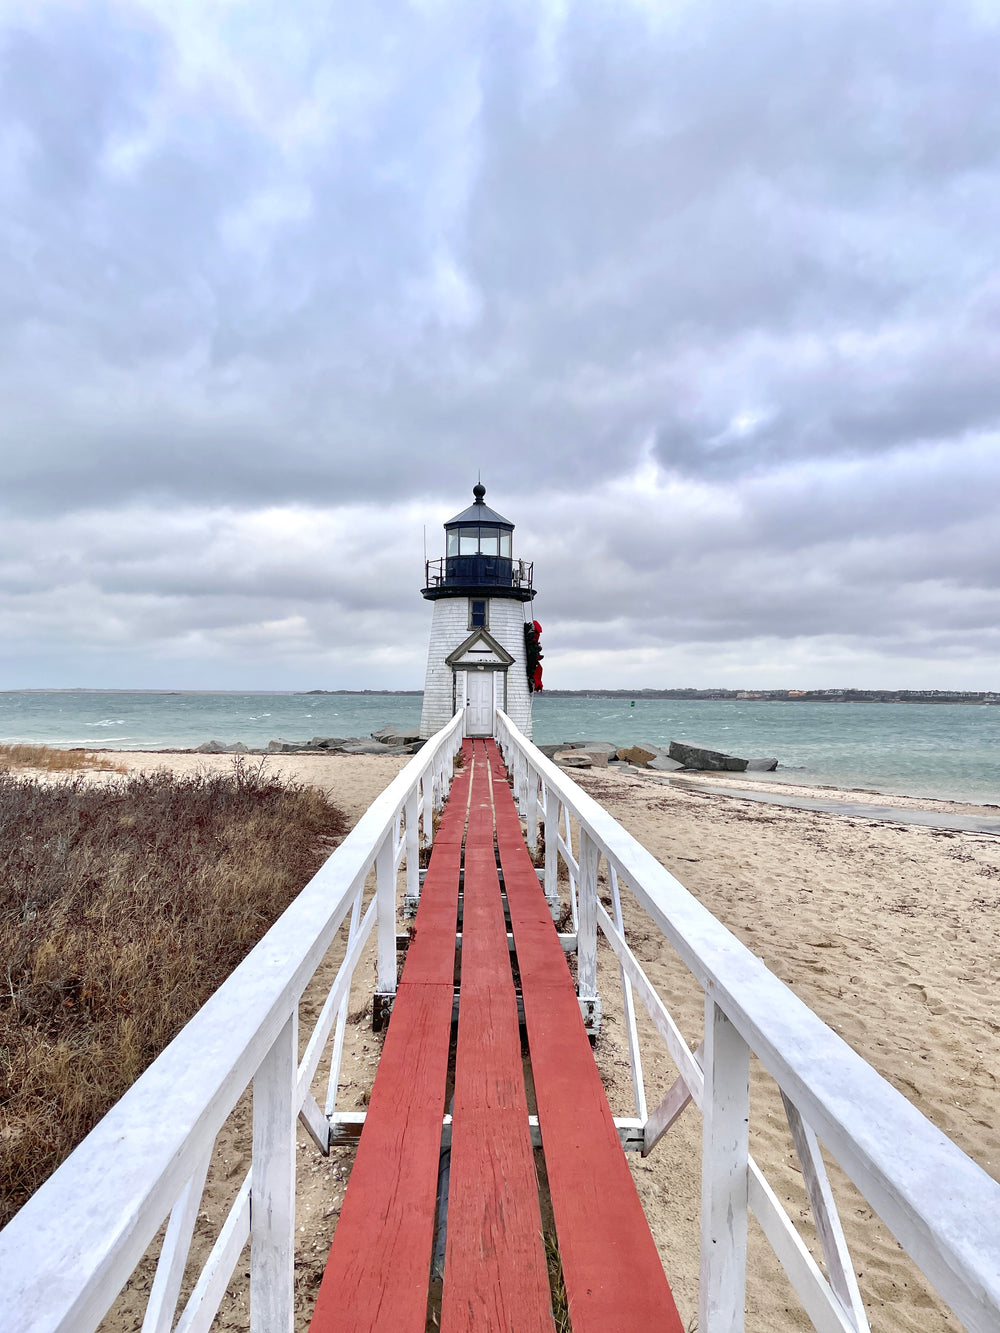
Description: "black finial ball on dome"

(472, 483), (486, 502)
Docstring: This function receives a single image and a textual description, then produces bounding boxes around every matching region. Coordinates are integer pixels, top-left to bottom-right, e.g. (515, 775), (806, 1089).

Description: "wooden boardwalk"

(310, 739), (683, 1333)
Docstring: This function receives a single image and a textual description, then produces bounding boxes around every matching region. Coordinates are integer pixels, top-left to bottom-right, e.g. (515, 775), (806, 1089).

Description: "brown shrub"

(0, 758), (348, 1228)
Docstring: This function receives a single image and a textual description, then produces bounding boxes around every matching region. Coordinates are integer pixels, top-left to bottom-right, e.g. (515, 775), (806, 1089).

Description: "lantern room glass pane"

(499, 531), (511, 557)
(447, 529), (459, 556)
(479, 527), (499, 556)
(459, 528), (479, 555)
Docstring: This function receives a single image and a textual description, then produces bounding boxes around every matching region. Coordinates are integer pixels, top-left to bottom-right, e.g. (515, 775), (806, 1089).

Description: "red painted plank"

(310, 750), (471, 1332)
(442, 1108), (554, 1332)
(441, 742), (554, 1333)
(309, 982), (455, 1333)
(488, 741), (684, 1333)
(400, 751), (471, 984)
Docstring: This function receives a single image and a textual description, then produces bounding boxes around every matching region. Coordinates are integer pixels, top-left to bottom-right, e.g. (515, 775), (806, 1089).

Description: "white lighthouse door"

(465, 670), (494, 736)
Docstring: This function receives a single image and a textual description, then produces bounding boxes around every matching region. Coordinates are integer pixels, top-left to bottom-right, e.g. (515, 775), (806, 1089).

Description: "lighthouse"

(419, 484), (537, 739)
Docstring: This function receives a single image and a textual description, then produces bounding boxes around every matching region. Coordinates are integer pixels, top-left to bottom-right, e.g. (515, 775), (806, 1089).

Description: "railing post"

(376, 833), (397, 995)
(525, 765), (539, 855)
(576, 829), (599, 997)
(421, 773), (434, 849)
(405, 787), (420, 903)
(250, 1012), (297, 1333)
(699, 996), (750, 1333)
(542, 781), (559, 914)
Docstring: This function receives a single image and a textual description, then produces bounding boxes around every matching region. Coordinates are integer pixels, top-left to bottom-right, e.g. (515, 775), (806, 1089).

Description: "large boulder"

(667, 740), (748, 772)
(615, 743), (685, 771)
(746, 757), (779, 772)
(617, 744), (658, 766)
(647, 754), (685, 771)
(310, 736), (349, 749)
(566, 746), (610, 767)
(195, 740), (229, 753)
(371, 724), (422, 744)
(553, 752), (594, 768)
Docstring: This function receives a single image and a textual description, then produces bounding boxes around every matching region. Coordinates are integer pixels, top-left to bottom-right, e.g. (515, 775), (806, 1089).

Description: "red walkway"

(310, 739), (683, 1333)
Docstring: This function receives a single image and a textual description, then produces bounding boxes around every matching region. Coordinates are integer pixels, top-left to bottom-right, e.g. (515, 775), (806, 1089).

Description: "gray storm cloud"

(0, 0), (998, 688)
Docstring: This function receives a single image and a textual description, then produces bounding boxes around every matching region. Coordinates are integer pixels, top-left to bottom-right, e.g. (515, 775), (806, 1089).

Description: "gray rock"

(561, 747), (609, 767)
(231, 742), (249, 754)
(195, 740), (229, 753)
(648, 755), (685, 771)
(371, 724), (422, 744)
(266, 739), (303, 753)
(310, 736), (348, 749)
(746, 757), (779, 772)
(554, 753), (593, 768)
(668, 740), (747, 771)
(341, 741), (407, 755)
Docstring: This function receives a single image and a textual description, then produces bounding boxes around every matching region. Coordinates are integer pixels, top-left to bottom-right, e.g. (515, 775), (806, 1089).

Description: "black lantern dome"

(422, 484), (535, 601)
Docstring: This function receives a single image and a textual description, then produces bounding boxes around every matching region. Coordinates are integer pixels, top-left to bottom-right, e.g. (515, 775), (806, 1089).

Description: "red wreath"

(524, 619), (544, 692)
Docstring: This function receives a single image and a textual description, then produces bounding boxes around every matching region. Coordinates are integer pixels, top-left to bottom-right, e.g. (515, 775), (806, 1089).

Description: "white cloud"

(1, 0), (999, 688)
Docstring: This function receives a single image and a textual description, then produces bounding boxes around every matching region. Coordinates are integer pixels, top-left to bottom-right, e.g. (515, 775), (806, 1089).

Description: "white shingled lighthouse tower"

(419, 484), (537, 739)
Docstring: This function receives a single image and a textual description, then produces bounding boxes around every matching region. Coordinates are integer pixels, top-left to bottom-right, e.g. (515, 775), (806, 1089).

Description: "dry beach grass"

(3, 745), (997, 1330)
(0, 757), (347, 1229)
(0, 742), (126, 774)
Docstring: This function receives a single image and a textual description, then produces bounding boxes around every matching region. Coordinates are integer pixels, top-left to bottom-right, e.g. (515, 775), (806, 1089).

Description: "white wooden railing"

(495, 707), (1000, 1333)
(0, 711), (464, 1333)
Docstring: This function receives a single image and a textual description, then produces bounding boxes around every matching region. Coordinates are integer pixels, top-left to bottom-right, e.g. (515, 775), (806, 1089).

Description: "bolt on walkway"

(310, 738), (684, 1332)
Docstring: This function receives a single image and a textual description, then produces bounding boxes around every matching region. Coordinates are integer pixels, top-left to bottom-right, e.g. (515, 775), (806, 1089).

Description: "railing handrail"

(0, 711), (465, 1333)
(494, 708), (1000, 1332)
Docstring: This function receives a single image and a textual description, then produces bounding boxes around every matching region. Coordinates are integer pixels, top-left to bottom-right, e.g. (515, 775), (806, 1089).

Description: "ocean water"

(1, 690), (998, 806)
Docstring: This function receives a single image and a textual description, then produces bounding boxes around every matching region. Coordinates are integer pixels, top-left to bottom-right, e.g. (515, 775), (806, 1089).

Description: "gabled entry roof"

(445, 628), (515, 669)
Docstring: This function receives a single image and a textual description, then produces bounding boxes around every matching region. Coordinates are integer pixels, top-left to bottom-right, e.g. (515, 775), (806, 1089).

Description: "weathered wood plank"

(489, 741), (683, 1333)
(443, 1108), (554, 1332)
(308, 983), (454, 1333)
(310, 751), (472, 1333)
(441, 741), (553, 1332)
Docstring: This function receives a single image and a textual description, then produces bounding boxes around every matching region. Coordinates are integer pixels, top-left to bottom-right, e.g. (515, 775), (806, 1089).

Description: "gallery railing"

(422, 554), (534, 593)
(494, 706), (1000, 1333)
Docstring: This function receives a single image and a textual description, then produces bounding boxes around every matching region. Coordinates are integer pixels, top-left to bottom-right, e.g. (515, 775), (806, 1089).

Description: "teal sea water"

(2, 690), (998, 806)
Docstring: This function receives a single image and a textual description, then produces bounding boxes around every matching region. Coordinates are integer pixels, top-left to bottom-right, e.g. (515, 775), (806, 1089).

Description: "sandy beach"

(58, 748), (998, 1330)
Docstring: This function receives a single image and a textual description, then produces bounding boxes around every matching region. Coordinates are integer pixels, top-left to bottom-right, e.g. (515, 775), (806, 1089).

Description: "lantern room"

(422, 483), (534, 600)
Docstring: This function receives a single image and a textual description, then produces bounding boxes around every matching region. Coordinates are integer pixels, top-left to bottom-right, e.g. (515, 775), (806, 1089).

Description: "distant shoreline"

(3, 686), (997, 705)
(538, 689), (1000, 704)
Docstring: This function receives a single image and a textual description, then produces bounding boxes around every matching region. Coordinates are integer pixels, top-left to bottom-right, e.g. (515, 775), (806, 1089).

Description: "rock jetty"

(194, 727), (425, 756)
(538, 738), (780, 773)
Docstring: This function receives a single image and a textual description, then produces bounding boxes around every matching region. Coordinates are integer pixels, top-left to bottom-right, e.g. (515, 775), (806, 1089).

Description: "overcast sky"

(2, 0), (998, 691)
